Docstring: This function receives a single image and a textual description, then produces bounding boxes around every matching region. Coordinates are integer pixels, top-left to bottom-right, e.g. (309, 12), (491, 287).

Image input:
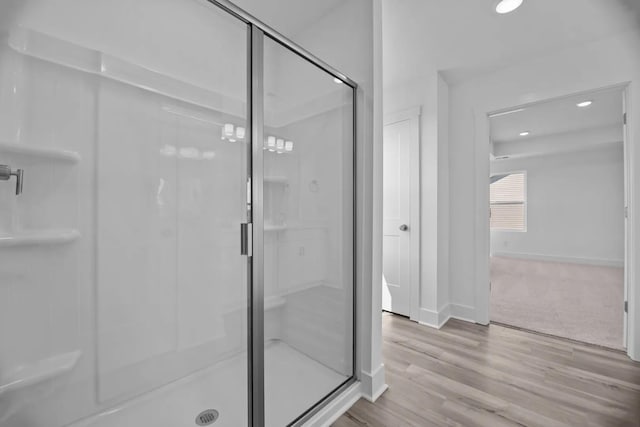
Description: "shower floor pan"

(71, 341), (347, 427)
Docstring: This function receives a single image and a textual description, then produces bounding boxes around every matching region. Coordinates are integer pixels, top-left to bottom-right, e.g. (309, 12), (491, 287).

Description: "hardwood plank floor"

(333, 313), (640, 427)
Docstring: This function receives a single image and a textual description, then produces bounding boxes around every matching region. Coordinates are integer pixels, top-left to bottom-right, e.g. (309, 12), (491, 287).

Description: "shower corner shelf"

(0, 141), (81, 163)
(264, 176), (288, 184)
(264, 295), (286, 311)
(0, 350), (81, 397)
(0, 229), (81, 248)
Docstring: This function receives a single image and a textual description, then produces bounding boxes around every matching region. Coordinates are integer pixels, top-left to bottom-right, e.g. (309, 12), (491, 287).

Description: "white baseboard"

(418, 306), (450, 329)
(491, 252), (624, 268)
(306, 381), (363, 427)
(437, 304), (451, 327)
(360, 363), (388, 402)
(418, 307), (438, 328)
(450, 303), (476, 323)
(419, 304), (476, 329)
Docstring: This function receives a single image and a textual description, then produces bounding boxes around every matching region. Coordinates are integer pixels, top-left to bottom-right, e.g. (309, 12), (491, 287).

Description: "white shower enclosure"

(0, 0), (356, 426)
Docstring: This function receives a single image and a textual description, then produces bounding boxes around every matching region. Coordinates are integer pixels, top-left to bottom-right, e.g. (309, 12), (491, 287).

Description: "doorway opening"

(488, 86), (628, 350)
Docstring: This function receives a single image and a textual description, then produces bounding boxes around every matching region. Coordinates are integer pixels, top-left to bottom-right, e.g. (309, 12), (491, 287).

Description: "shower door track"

(203, 1), (359, 426)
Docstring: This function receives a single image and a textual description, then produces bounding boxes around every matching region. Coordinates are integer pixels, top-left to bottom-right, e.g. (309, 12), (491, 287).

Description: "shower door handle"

(240, 222), (252, 256)
(0, 165), (23, 195)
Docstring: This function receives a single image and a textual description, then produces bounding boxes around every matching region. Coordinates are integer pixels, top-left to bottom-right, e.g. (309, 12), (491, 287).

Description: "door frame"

(474, 83), (635, 359)
(384, 106), (421, 322)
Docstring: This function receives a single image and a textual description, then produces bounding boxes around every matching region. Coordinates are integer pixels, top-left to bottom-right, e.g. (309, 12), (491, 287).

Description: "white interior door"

(382, 119), (412, 316)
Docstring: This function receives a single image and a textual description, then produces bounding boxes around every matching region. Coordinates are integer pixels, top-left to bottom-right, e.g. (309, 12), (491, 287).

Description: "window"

(490, 172), (526, 231)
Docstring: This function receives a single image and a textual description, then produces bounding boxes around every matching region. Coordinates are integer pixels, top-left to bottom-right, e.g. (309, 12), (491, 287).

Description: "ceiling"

(382, 0), (640, 87)
(490, 88), (624, 144)
(231, 0), (345, 38)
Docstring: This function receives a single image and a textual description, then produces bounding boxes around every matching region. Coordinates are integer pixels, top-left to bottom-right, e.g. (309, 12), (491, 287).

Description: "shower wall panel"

(0, 39), (93, 427)
(96, 83), (248, 402)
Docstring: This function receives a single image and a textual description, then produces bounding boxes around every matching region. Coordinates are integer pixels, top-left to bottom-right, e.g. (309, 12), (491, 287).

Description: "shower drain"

(195, 409), (219, 425)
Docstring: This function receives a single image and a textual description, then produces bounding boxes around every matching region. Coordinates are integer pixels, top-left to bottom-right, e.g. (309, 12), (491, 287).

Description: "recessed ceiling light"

(576, 100), (593, 108)
(519, 131), (530, 136)
(333, 77), (343, 84)
(495, 0), (524, 14)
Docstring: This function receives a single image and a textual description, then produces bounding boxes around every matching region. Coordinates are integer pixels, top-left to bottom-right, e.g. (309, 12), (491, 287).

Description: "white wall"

(491, 145), (625, 266)
(448, 30), (640, 360)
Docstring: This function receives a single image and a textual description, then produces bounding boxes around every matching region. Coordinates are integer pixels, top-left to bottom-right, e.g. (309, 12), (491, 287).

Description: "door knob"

(399, 224), (408, 231)
(0, 165), (23, 195)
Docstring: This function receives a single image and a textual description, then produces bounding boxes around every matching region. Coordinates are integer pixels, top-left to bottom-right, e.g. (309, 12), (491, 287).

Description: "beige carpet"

(490, 256), (624, 349)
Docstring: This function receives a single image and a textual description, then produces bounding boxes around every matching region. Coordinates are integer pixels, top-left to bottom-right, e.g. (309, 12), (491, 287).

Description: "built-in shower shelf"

(265, 296), (286, 311)
(8, 27), (243, 115)
(0, 141), (81, 163)
(0, 351), (81, 397)
(264, 176), (288, 184)
(0, 229), (81, 248)
(264, 224), (287, 232)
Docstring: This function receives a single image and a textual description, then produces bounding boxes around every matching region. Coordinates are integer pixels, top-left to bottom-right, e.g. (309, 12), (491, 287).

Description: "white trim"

(623, 87), (631, 351)
(437, 304), (451, 327)
(304, 382), (363, 427)
(418, 307), (439, 328)
(384, 106), (421, 126)
(626, 81), (637, 361)
(418, 306), (450, 329)
(475, 105), (492, 326)
(359, 363), (388, 402)
(368, 384), (388, 403)
(418, 304), (475, 329)
(450, 304), (476, 323)
(475, 83), (637, 360)
(491, 252), (624, 268)
(383, 107), (422, 322)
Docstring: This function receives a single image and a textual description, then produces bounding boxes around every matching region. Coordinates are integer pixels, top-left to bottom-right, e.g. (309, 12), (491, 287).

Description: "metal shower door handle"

(240, 222), (252, 256)
(0, 165), (23, 195)
(399, 224), (408, 231)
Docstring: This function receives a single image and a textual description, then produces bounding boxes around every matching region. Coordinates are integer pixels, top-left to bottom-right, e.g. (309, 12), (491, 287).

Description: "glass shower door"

(260, 36), (355, 426)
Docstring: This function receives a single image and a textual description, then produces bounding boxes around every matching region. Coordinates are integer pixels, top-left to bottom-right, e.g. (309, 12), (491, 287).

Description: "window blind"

(490, 172), (526, 231)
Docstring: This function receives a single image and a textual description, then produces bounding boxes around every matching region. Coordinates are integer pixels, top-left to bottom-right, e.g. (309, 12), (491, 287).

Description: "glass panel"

(0, 1), (249, 426)
(262, 37), (355, 426)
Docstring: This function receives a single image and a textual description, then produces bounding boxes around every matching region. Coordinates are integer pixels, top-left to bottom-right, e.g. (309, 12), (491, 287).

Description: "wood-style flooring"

(333, 313), (640, 427)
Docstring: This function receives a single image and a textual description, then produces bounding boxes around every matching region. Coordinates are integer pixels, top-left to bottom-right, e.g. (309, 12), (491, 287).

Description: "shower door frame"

(205, 1), (359, 426)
